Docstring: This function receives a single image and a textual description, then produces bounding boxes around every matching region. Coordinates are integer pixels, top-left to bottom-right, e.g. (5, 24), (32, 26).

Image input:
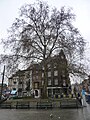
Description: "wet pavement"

(0, 105), (90, 120)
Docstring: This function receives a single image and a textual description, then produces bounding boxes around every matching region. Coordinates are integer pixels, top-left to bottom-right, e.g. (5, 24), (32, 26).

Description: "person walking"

(81, 87), (87, 107)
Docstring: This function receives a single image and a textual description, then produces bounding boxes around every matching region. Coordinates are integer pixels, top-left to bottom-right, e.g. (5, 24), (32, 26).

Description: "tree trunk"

(42, 59), (47, 98)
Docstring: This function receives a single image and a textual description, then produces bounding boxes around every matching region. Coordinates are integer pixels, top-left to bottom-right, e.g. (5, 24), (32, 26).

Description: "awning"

(11, 90), (17, 95)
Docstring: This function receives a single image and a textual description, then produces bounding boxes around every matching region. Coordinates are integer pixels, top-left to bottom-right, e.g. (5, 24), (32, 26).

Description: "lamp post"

(0, 65), (5, 100)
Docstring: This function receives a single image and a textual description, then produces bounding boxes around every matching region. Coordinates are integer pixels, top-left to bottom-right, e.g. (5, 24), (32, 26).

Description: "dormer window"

(61, 55), (64, 59)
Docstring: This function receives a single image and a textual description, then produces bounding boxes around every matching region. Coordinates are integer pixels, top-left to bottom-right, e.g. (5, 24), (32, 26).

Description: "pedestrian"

(81, 87), (87, 107)
(76, 92), (82, 106)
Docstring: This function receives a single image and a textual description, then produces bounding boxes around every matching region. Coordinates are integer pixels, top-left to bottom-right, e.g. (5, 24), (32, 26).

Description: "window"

(48, 79), (51, 85)
(13, 81), (16, 84)
(42, 73), (44, 78)
(36, 75), (38, 79)
(54, 63), (57, 68)
(53, 88), (60, 94)
(54, 70), (58, 76)
(48, 89), (52, 96)
(42, 80), (44, 85)
(63, 80), (66, 87)
(13, 88), (16, 90)
(47, 64), (51, 69)
(18, 88), (22, 92)
(30, 71), (32, 75)
(62, 70), (65, 77)
(34, 82), (39, 89)
(42, 66), (44, 70)
(62, 70), (65, 74)
(61, 55), (64, 59)
(16, 76), (19, 79)
(33, 76), (35, 79)
(36, 71), (38, 74)
(48, 71), (51, 77)
(62, 74), (65, 77)
(19, 81), (22, 84)
(54, 79), (58, 85)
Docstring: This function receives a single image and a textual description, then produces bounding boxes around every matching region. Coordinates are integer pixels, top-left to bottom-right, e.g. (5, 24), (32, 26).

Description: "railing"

(16, 101), (30, 109)
(37, 102), (52, 109)
(0, 101), (12, 109)
(0, 98), (81, 109)
(60, 98), (78, 108)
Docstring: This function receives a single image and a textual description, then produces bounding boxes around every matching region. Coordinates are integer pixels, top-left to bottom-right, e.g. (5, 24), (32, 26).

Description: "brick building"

(8, 50), (71, 98)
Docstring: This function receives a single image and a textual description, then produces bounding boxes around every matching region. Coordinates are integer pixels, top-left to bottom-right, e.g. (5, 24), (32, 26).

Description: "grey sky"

(0, 0), (90, 83)
(0, 0), (90, 59)
(0, 0), (90, 40)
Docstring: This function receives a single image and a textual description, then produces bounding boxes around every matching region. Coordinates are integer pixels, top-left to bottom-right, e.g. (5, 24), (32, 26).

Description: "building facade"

(8, 69), (31, 96)
(8, 50), (71, 98)
(41, 50), (70, 98)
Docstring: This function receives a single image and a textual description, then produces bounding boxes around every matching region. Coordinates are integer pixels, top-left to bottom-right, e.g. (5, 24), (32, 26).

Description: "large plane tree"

(1, 1), (86, 97)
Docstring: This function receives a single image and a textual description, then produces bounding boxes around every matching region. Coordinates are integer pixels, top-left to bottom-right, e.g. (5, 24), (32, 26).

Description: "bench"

(37, 102), (52, 109)
(16, 101), (30, 109)
(0, 102), (12, 109)
(60, 98), (78, 108)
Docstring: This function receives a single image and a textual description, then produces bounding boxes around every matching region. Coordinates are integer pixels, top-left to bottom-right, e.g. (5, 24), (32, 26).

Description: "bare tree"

(1, 1), (86, 97)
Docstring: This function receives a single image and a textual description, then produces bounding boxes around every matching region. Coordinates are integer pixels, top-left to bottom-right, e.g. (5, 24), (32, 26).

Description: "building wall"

(45, 50), (70, 98)
(8, 50), (70, 98)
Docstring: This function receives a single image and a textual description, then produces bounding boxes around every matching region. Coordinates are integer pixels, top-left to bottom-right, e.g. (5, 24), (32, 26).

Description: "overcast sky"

(0, 0), (90, 83)
(0, 0), (90, 53)
(0, 0), (90, 39)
